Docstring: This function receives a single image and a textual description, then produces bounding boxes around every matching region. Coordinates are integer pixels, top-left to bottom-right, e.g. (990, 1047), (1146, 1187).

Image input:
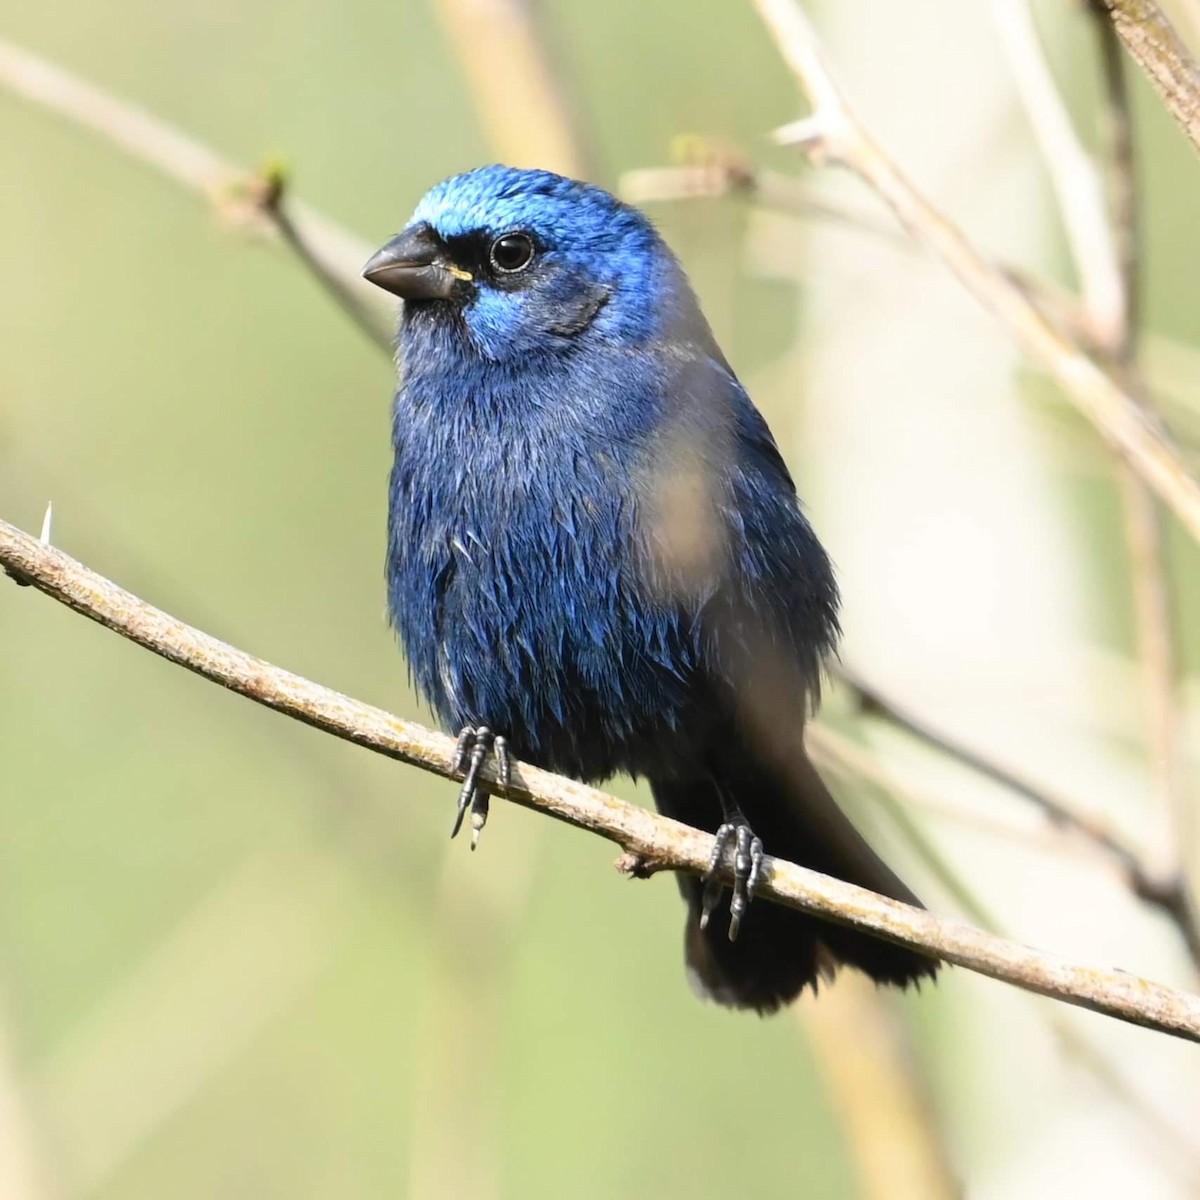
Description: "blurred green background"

(3, 2), (1200, 1197)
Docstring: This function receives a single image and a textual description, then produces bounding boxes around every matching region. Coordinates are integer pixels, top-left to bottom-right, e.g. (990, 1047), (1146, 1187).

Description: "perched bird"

(364, 165), (937, 1012)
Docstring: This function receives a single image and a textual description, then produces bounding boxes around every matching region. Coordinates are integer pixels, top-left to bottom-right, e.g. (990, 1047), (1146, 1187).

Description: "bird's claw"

(450, 725), (510, 849)
(699, 821), (763, 941)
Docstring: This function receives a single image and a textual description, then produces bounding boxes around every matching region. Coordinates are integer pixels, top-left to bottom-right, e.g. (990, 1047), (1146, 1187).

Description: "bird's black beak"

(361, 224), (472, 301)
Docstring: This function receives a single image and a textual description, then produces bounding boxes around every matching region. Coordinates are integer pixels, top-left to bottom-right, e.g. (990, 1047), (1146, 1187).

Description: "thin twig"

(3, 518), (1200, 1040)
(944, 0), (1198, 966)
(1014, 0), (1196, 946)
(752, 0), (1200, 547)
(1094, 6), (1142, 361)
(992, 0), (1126, 346)
(1091, 0), (1194, 910)
(748, 0), (1200, 966)
(4, 12), (1200, 1037)
(831, 743), (1200, 1180)
(254, 166), (393, 354)
(1092, 0), (1200, 161)
(837, 667), (1200, 968)
(621, 158), (1099, 353)
(621, 162), (909, 246)
(808, 726), (1010, 930)
(0, 36), (392, 351)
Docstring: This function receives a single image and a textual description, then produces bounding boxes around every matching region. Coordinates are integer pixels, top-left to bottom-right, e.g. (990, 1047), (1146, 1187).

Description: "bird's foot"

(450, 725), (510, 849)
(700, 820), (764, 941)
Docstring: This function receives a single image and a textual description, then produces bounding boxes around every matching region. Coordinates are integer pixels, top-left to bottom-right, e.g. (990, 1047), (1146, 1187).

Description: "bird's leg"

(699, 785), (764, 941)
(450, 725), (511, 850)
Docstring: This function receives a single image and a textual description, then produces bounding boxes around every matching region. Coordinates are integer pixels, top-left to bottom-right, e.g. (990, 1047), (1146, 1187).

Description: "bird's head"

(362, 165), (688, 362)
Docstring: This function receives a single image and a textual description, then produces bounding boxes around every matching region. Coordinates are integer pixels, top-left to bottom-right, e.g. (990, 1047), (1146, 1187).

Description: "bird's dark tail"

(650, 747), (937, 1014)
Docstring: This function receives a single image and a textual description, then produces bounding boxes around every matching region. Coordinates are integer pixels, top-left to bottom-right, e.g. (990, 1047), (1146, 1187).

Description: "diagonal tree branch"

(255, 165), (392, 354)
(620, 155), (1099, 353)
(941, 0), (1195, 967)
(991, 0), (1126, 346)
(1092, 0), (1200, 161)
(751, 0), (1200, 548)
(838, 668), (1200, 968)
(0, 36), (392, 351)
(812, 726), (1200, 1177)
(5, 18), (1200, 1042)
(1091, 3), (1142, 362)
(1087, 0), (1195, 939)
(3, 516), (1200, 1042)
(619, 132), (1200, 968)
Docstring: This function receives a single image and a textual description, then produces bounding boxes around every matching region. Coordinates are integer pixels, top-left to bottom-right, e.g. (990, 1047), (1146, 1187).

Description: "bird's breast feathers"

(386, 340), (836, 776)
(387, 388), (718, 774)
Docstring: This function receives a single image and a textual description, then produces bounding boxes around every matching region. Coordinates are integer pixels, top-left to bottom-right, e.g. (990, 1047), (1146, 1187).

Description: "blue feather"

(375, 166), (934, 1011)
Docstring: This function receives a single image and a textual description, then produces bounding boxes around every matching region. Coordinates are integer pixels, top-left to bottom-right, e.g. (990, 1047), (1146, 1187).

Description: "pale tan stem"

(993, 0), (1125, 343)
(1093, 0), (1200, 160)
(1091, 2), (1195, 926)
(4, 518), (1200, 1040)
(433, 0), (592, 179)
(751, 0), (1200, 548)
(799, 981), (960, 1200)
(0, 36), (392, 349)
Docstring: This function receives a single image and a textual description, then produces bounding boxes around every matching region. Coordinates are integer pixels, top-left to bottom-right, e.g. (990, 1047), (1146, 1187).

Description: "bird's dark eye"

(489, 232), (535, 274)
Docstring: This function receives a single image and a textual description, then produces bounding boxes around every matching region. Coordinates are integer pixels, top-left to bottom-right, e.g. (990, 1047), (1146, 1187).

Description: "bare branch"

(1089, 4), (1195, 917)
(755, 0), (1200, 961)
(992, 0), (1126, 346)
(998, 0), (1196, 944)
(813, 733), (1200, 1174)
(620, 161), (909, 246)
(1093, 5), (1142, 362)
(826, 0), (1198, 966)
(3, 517), (1200, 1041)
(751, 0), (1200, 548)
(0, 36), (392, 350)
(253, 165), (393, 354)
(836, 668), (1200, 965)
(621, 156), (1102, 354)
(1092, 0), (1200, 161)
(3, 13), (1200, 1043)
